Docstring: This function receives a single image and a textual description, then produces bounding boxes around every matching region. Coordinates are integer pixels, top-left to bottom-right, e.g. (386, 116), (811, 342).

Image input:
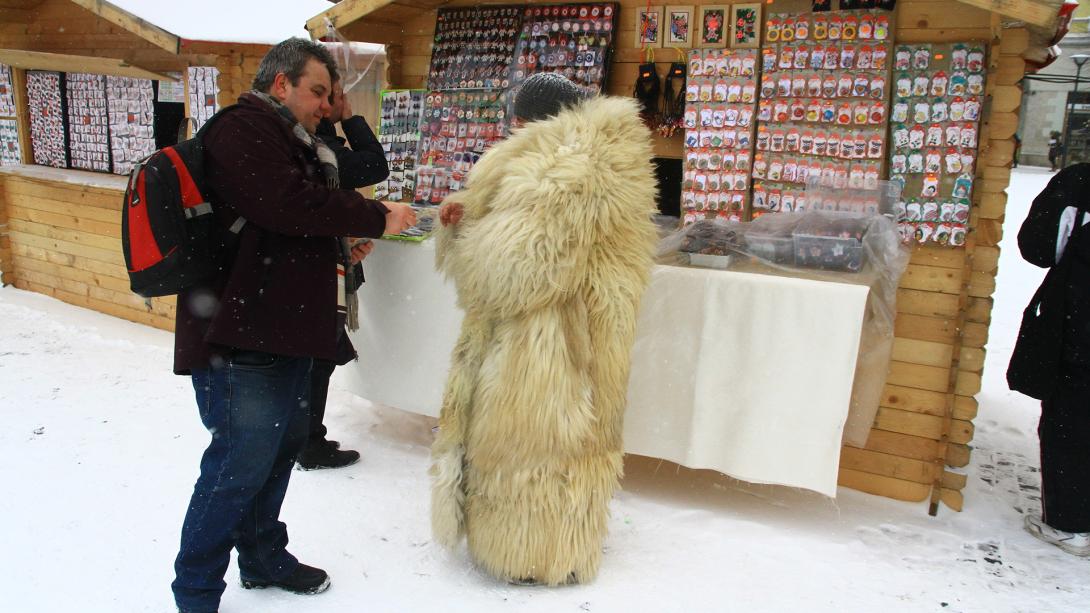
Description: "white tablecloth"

(345, 240), (869, 497)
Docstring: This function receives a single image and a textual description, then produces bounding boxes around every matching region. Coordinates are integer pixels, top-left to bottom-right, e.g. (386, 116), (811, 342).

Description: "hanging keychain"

(873, 45), (888, 71)
(870, 75), (887, 99)
(895, 46), (912, 70)
(913, 74), (930, 97)
(893, 124), (910, 149)
(951, 44), (968, 71)
(926, 123), (943, 147)
(952, 172), (973, 199)
(896, 73), (912, 98)
(932, 98), (949, 122)
(908, 150), (924, 173)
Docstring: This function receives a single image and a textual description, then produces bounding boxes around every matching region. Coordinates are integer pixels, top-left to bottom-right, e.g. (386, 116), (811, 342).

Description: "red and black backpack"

(121, 105), (245, 298)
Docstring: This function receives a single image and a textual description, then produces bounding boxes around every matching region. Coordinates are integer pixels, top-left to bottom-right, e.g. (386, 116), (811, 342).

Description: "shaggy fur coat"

(430, 96), (659, 585)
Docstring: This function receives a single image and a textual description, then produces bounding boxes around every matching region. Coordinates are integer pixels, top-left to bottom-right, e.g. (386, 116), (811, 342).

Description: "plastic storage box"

(745, 219), (799, 266)
(792, 214), (870, 272)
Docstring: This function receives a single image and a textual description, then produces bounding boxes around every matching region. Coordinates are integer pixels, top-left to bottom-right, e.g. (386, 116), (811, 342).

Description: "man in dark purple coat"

(171, 38), (415, 613)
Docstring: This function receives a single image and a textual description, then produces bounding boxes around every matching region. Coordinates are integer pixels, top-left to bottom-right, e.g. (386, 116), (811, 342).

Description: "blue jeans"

(172, 351), (313, 613)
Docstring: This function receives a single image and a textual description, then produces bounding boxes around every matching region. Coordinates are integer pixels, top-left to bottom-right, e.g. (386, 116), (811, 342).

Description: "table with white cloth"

(344, 239), (870, 497)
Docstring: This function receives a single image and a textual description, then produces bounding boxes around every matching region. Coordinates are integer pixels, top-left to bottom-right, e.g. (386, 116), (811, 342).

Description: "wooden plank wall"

(0, 1), (255, 324)
(0, 178), (11, 286)
(840, 3), (1023, 511)
(0, 173), (176, 330)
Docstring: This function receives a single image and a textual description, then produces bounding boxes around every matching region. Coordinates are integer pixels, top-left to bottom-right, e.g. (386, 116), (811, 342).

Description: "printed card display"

(107, 76), (155, 175)
(751, 9), (893, 217)
(414, 90), (507, 207)
(888, 43), (986, 248)
(65, 73), (111, 172)
(427, 6), (522, 90)
(26, 71), (67, 169)
(510, 3), (618, 94)
(681, 47), (759, 225)
(0, 119), (20, 166)
(376, 89), (427, 203)
(187, 66), (220, 132)
(0, 63), (16, 117)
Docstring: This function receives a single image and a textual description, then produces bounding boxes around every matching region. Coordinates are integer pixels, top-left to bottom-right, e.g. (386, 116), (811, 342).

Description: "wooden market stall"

(303, 0), (1066, 513)
(0, 0), (385, 330)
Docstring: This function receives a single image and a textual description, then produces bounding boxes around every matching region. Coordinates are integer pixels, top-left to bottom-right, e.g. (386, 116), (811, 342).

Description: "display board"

(65, 73), (110, 172)
(412, 3), (619, 210)
(751, 10), (893, 216)
(509, 3), (617, 93)
(375, 89), (426, 203)
(415, 90), (507, 206)
(106, 76), (155, 175)
(681, 48), (759, 225)
(26, 71), (67, 169)
(0, 63), (15, 117)
(0, 119), (20, 166)
(888, 43), (985, 248)
(187, 66), (220, 132)
(427, 6), (521, 90)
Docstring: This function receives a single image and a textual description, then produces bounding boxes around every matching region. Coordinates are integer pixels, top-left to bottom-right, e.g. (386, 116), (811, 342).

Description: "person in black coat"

(1008, 163), (1090, 557)
(172, 39), (415, 613)
(296, 78), (391, 470)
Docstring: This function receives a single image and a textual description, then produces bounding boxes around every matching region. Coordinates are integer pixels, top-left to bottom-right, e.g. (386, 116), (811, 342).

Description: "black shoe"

(297, 440), (360, 470)
(240, 562), (331, 595)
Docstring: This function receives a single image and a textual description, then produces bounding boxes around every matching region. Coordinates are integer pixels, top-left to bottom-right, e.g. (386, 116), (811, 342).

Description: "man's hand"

(341, 93), (353, 120)
(383, 202), (418, 235)
(349, 238), (374, 265)
(439, 202), (464, 227)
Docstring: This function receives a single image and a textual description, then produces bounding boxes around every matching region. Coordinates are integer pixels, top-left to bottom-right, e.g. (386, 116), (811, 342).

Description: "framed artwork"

(635, 6), (663, 48)
(697, 5), (728, 49)
(730, 3), (762, 49)
(664, 6), (694, 49)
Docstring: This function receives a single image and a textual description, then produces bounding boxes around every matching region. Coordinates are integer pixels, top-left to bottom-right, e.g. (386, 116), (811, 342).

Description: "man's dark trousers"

(172, 351), (313, 613)
(307, 358), (337, 444)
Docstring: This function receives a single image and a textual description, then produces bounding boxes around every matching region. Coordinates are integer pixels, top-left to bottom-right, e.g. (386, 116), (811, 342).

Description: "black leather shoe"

(297, 440), (360, 470)
(240, 563), (330, 595)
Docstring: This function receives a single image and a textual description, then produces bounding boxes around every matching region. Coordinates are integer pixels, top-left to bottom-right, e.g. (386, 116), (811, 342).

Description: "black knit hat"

(512, 72), (588, 122)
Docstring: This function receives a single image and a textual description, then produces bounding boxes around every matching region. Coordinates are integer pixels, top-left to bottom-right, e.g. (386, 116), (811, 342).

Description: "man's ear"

(271, 72), (290, 100)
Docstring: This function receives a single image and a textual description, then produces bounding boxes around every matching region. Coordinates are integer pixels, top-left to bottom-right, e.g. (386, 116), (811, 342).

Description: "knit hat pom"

(512, 72), (590, 122)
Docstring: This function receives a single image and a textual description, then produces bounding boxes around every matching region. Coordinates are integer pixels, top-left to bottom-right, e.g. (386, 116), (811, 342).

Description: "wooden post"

(11, 68), (31, 164)
(928, 13), (1007, 515)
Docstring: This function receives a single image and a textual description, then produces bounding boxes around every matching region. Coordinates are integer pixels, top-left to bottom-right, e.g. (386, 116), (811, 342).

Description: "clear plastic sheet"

(317, 20), (385, 93)
(657, 211), (910, 447)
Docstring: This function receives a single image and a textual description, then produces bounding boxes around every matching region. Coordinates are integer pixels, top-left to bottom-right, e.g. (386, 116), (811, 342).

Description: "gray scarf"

(252, 90), (359, 331)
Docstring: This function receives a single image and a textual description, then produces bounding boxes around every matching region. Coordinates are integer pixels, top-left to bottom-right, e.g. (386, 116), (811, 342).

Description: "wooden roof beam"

(68, 0), (180, 54)
(0, 48), (178, 81)
(954, 0), (1061, 28)
(306, 0), (399, 38)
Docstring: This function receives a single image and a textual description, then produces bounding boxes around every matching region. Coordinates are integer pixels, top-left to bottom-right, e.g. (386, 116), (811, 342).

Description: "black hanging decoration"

(877, 0), (897, 10)
(858, 0), (878, 8)
(634, 62), (661, 123)
(812, 0), (832, 12)
(658, 62), (687, 138)
(839, 0), (861, 9)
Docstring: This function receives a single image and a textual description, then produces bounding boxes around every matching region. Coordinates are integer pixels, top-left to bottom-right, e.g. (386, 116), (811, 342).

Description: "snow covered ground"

(1, 167), (1086, 612)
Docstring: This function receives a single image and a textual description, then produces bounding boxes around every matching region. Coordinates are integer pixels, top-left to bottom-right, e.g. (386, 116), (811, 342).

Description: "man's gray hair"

(252, 37), (339, 93)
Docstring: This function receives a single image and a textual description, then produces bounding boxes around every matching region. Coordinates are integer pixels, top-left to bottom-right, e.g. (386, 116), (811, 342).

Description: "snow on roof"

(106, 0), (365, 47)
